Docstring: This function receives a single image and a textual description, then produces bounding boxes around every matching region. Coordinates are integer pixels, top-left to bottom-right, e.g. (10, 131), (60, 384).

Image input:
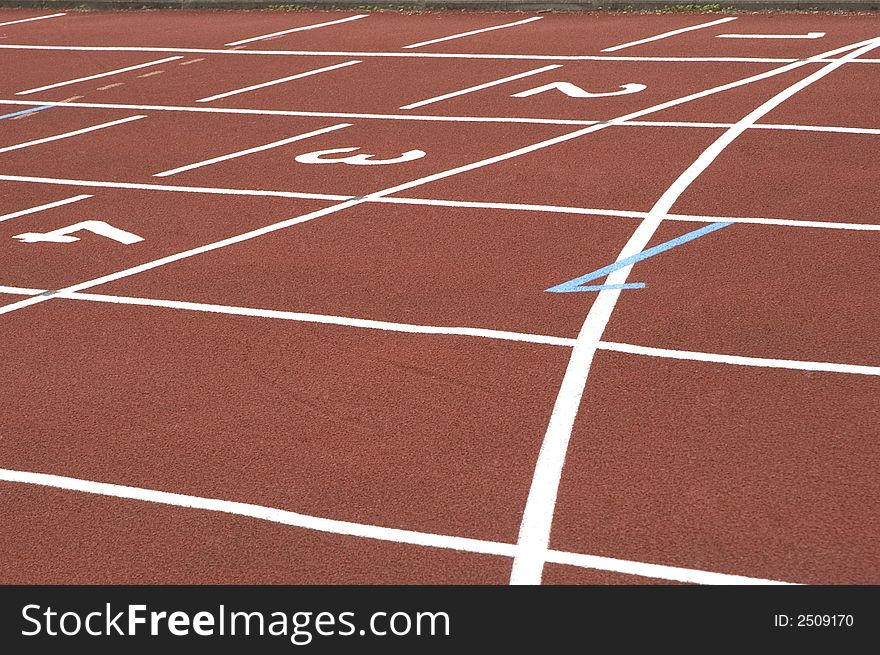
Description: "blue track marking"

(0, 105), (56, 121)
(546, 221), (733, 293)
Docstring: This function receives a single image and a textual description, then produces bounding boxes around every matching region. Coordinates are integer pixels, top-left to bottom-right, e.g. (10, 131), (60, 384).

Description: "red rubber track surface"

(0, 9), (878, 585)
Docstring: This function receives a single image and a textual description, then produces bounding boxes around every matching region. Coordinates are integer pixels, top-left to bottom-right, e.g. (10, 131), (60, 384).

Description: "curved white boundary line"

(509, 35), (880, 585)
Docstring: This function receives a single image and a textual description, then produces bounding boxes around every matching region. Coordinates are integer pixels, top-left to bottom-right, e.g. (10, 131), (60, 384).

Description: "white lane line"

(0, 468), (793, 585)
(378, 196), (880, 232)
(400, 64), (561, 110)
(544, 550), (792, 585)
(718, 32), (826, 40)
(0, 41), (871, 318)
(96, 83), (125, 91)
(1, 285), (878, 377)
(196, 60), (361, 103)
(0, 115), (146, 154)
(403, 16), (543, 49)
(599, 342), (880, 376)
(224, 14), (369, 47)
(5, 175), (880, 233)
(0, 285), (46, 295)
(60, 289), (576, 348)
(0, 174), (347, 201)
(0, 194), (91, 224)
(2, 98), (880, 135)
(178, 58), (204, 66)
(0, 43), (813, 62)
(136, 70), (164, 78)
(601, 16), (739, 52)
(509, 35), (880, 586)
(754, 123), (880, 136)
(7, 43), (871, 64)
(15, 56), (183, 96)
(152, 123), (350, 177)
(0, 13), (66, 27)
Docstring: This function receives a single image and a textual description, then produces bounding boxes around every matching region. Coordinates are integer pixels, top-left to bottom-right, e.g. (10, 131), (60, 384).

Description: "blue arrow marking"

(0, 105), (56, 121)
(546, 221), (733, 293)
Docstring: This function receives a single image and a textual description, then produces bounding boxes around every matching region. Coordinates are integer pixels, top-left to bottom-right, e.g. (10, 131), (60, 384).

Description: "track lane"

(0, 301), (566, 543)
(551, 351), (880, 584)
(0, 482), (510, 584)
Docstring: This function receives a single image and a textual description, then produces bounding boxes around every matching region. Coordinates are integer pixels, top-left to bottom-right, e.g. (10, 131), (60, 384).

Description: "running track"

(0, 8), (878, 585)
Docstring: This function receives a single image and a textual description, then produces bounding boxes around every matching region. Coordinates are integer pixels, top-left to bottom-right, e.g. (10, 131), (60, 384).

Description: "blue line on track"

(546, 221), (733, 293)
(0, 105), (56, 121)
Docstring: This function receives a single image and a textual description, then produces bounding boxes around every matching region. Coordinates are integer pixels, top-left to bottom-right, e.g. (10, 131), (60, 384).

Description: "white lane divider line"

(400, 64), (561, 110)
(4, 172), (880, 233)
(224, 14), (368, 47)
(197, 60), (361, 103)
(0, 195), (92, 224)
(3, 97), (880, 133)
(0, 467), (795, 585)
(404, 16), (543, 49)
(1, 43), (877, 65)
(152, 123), (351, 177)
(15, 56), (183, 96)
(602, 17), (739, 52)
(1, 285), (877, 377)
(0, 115), (146, 154)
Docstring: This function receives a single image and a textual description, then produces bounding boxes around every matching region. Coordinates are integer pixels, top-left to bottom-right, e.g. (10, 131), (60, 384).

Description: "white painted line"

(378, 196), (880, 232)
(0, 195), (92, 223)
(196, 60), (361, 103)
(15, 57), (183, 96)
(601, 16), (739, 52)
(0, 13), (66, 27)
(0, 467), (513, 558)
(403, 16), (543, 49)
(0, 115), (146, 154)
(5, 178), (880, 236)
(96, 83), (125, 91)
(153, 123), (350, 177)
(718, 32), (826, 40)
(0, 194), (91, 224)
(0, 96), (604, 126)
(224, 14), (368, 47)
(0, 285), (46, 295)
(1, 285), (877, 377)
(4, 173), (880, 233)
(599, 341), (880, 376)
(0, 174), (348, 201)
(544, 550), (793, 585)
(2, 98), (880, 135)
(7, 43), (871, 64)
(753, 123), (880, 136)
(1, 39), (874, 317)
(509, 35), (880, 586)
(400, 64), (561, 110)
(178, 58), (204, 66)
(0, 467), (794, 585)
(136, 70), (164, 78)
(66, 291), (577, 348)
